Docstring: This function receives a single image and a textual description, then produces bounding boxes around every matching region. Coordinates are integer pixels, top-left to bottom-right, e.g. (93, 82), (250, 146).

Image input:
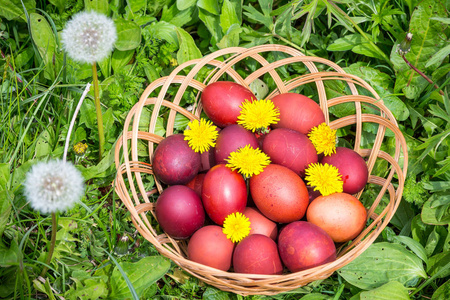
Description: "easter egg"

(307, 192), (367, 242)
(271, 93), (325, 134)
(152, 134), (201, 185)
(214, 124), (259, 164)
(201, 81), (256, 128)
(250, 164), (309, 223)
(262, 128), (318, 176)
(233, 234), (283, 275)
(320, 147), (369, 194)
(202, 164), (247, 225)
(155, 185), (205, 239)
(278, 221), (336, 272)
(188, 225), (235, 271)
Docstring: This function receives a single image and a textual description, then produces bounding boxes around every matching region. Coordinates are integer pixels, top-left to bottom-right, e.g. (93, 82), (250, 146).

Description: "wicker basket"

(114, 44), (408, 295)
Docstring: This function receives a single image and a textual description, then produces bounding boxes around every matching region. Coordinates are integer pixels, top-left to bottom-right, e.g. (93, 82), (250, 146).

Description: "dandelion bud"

(397, 33), (413, 56)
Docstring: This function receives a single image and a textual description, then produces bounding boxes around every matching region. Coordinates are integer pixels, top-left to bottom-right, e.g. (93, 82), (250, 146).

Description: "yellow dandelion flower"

(184, 118), (218, 153)
(73, 142), (88, 155)
(237, 99), (280, 133)
(308, 123), (337, 156)
(225, 145), (271, 178)
(305, 163), (343, 196)
(222, 212), (251, 243)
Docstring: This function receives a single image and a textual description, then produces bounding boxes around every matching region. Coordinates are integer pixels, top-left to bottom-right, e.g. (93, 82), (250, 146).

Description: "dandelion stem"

(92, 63), (105, 160)
(401, 55), (445, 96)
(40, 213), (57, 277)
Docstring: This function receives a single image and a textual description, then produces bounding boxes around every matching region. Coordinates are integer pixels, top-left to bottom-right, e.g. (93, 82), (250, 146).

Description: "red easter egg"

(202, 164), (247, 225)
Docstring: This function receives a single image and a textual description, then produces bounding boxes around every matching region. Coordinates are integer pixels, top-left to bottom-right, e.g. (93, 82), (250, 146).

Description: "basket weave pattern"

(114, 45), (408, 295)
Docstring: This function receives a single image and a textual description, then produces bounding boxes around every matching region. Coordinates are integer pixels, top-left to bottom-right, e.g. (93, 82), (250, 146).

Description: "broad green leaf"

(0, 190), (13, 238)
(155, 117), (166, 137)
(430, 17), (450, 24)
(202, 287), (232, 300)
(0, 239), (20, 267)
(360, 281), (410, 300)
(80, 147), (115, 180)
(48, 0), (65, 12)
(327, 34), (363, 51)
(390, 0), (447, 99)
(30, 13), (56, 63)
(432, 280), (450, 300)
(0, 0), (35, 21)
(393, 235), (428, 265)
(300, 294), (332, 300)
(35, 130), (52, 158)
(84, 0), (109, 14)
(250, 78), (269, 99)
(174, 113), (190, 132)
(258, 0), (273, 16)
(344, 63), (409, 121)
(146, 21), (179, 47)
(0, 163), (10, 190)
(125, 0), (147, 13)
(427, 251), (450, 279)
(220, 0), (240, 34)
(115, 18), (141, 51)
(109, 256), (170, 299)
(197, 0), (220, 15)
(338, 242), (427, 290)
(14, 47), (34, 69)
(176, 27), (202, 65)
(217, 23), (242, 49)
(229, 0), (242, 23)
(352, 43), (386, 61)
(30, 12), (63, 80)
(199, 8), (223, 43)
(421, 194), (450, 225)
(243, 4), (273, 30)
(65, 272), (108, 300)
(111, 50), (135, 74)
(97, 53), (112, 77)
(425, 44), (450, 68)
(161, 3), (194, 27)
(33, 278), (57, 300)
(177, 0), (196, 11)
(423, 181), (450, 192)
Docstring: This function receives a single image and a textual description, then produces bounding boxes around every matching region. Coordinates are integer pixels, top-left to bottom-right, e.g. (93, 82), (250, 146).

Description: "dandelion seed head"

(24, 160), (85, 214)
(61, 11), (117, 64)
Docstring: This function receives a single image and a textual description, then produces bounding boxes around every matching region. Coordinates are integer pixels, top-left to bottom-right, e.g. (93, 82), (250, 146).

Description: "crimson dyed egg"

(185, 173), (206, 197)
(152, 134), (201, 185)
(244, 207), (278, 240)
(155, 185), (205, 239)
(262, 128), (318, 176)
(250, 164), (309, 223)
(233, 234), (283, 275)
(202, 164), (247, 225)
(188, 225), (235, 271)
(320, 147), (369, 194)
(214, 124), (259, 164)
(201, 81), (256, 128)
(278, 221), (336, 272)
(271, 93), (325, 134)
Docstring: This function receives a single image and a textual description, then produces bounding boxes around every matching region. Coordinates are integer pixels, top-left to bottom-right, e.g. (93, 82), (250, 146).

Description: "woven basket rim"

(113, 44), (408, 296)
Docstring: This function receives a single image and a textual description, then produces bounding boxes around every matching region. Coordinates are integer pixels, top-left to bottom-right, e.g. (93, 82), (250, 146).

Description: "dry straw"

(113, 45), (408, 295)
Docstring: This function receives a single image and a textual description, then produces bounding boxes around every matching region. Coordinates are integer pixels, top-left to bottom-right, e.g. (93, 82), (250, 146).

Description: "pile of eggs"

(151, 81), (369, 275)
